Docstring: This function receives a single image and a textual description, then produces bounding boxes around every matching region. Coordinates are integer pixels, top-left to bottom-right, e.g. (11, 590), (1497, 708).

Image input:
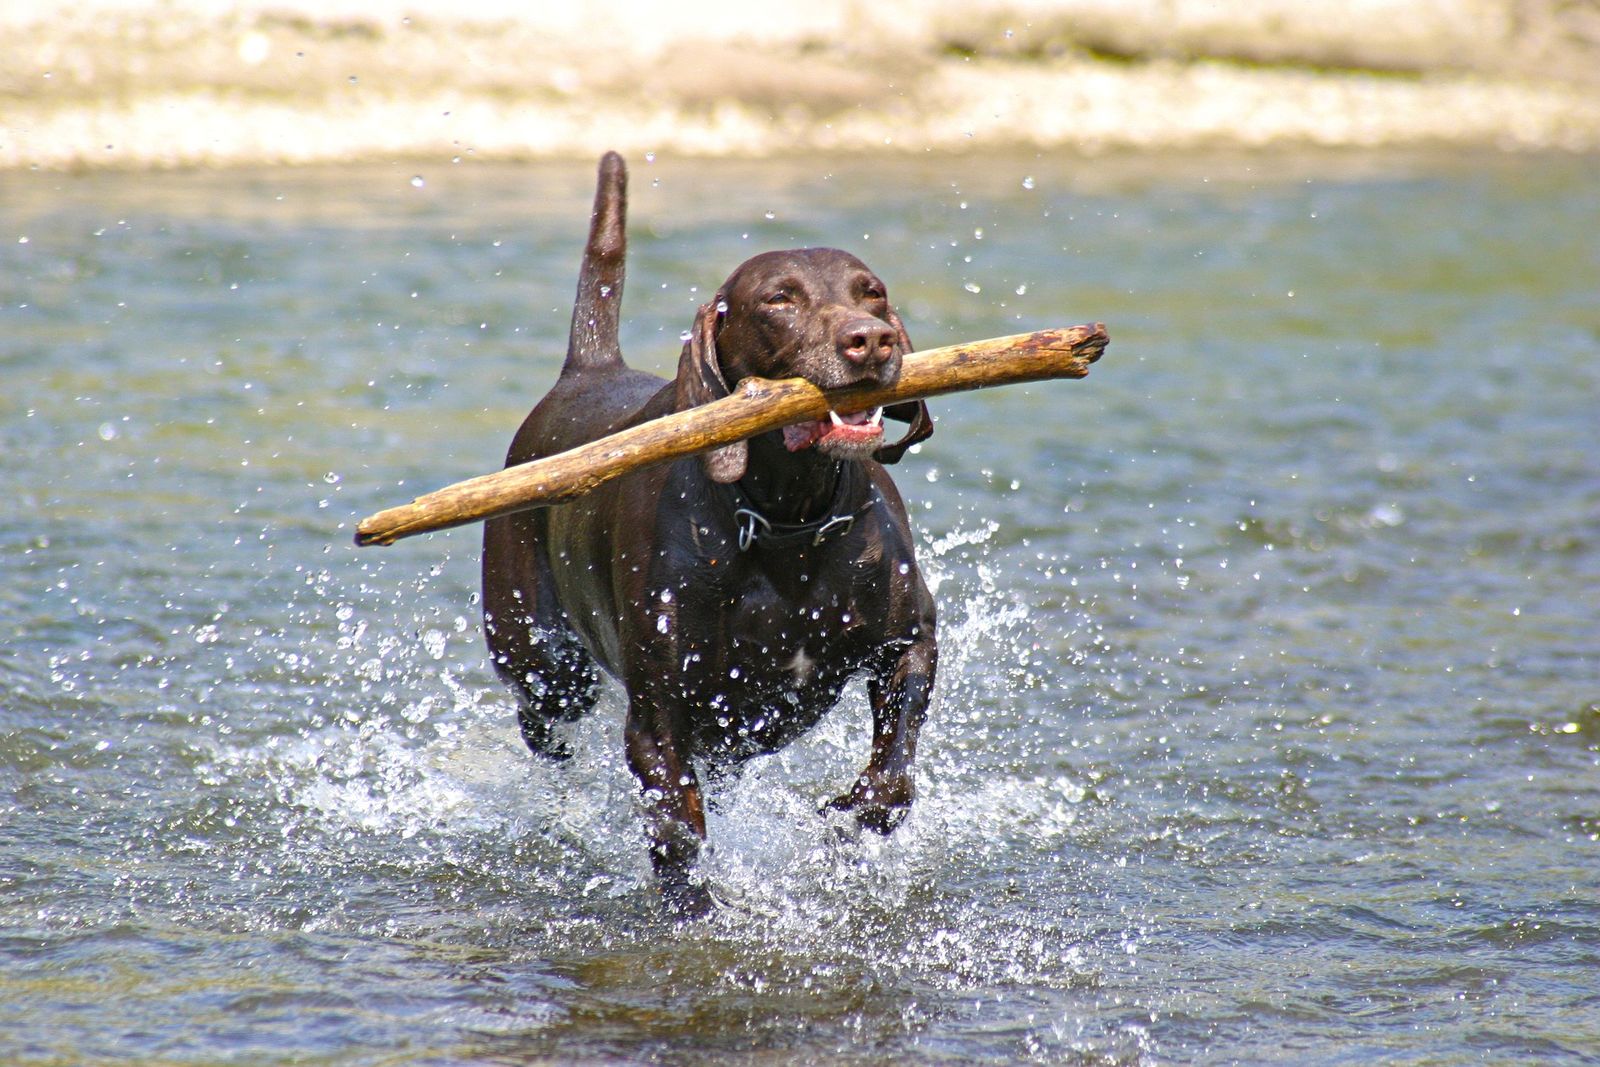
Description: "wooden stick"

(354, 323), (1108, 546)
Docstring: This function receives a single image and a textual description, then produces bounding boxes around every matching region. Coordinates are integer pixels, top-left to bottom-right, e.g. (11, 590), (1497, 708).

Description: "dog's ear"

(674, 297), (748, 483)
(874, 308), (933, 464)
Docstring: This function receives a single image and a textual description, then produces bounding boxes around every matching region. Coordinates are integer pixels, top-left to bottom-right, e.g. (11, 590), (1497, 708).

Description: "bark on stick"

(354, 323), (1108, 546)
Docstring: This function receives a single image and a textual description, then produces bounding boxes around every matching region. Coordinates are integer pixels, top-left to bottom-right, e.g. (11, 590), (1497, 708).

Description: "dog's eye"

(862, 284), (886, 301)
(764, 291), (793, 306)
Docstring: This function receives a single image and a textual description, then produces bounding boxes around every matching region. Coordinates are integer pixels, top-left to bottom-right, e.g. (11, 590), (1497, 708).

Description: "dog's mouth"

(783, 407), (885, 457)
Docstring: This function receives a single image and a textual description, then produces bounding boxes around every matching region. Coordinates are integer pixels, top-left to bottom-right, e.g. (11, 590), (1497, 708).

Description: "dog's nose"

(838, 319), (897, 366)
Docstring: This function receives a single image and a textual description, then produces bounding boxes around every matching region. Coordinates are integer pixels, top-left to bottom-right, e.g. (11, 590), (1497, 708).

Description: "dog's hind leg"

(477, 154), (629, 760)
(482, 511), (601, 760)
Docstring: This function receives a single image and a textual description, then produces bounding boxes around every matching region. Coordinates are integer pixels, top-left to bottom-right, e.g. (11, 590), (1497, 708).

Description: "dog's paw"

(658, 879), (717, 922)
(821, 774), (913, 835)
(853, 800), (910, 836)
(517, 719), (574, 762)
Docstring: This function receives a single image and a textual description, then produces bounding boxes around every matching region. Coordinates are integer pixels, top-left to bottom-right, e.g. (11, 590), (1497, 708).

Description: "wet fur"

(481, 153), (937, 917)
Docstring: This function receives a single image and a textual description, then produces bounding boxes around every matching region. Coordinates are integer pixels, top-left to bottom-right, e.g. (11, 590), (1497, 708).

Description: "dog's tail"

(562, 151), (628, 375)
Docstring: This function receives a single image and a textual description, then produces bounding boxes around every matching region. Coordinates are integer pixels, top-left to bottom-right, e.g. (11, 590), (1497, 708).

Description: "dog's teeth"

(829, 410), (845, 426)
(869, 407), (883, 426)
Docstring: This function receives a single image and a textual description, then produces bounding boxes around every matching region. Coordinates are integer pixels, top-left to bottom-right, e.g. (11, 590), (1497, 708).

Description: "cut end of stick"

(354, 524), (396, 547)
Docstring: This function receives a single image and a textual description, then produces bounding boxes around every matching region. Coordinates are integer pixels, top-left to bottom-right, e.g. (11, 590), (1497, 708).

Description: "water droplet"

(645, 151), (656, 163)
(764, 211), (776, 220)
(323, 472), (341, 484)
(97, 422), (117, 441)
(410, 175), (425, 188)
(1022, 175), (1035, 190)
(1369, 503), (1405, 527)
(963, 282), (982, 294)
(1015, 284), (1027, 295)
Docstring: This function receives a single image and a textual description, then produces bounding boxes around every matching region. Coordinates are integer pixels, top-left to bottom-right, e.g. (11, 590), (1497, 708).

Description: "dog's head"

(674, 248), (932, 483)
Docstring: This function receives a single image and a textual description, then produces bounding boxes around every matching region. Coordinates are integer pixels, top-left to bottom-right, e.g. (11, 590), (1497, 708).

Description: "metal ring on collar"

(812, 514), (855, 546)
(735, 507), (771, 552)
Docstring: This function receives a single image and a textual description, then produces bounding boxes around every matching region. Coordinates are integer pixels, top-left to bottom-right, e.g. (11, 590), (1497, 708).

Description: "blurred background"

(6, 0), (1600, 168)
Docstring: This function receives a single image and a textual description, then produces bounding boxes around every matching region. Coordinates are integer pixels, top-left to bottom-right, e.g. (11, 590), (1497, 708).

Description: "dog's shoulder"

(860, 462), (916, 529)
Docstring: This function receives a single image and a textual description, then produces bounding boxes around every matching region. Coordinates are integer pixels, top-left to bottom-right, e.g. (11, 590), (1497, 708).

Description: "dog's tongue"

(783, 409), (883, 452)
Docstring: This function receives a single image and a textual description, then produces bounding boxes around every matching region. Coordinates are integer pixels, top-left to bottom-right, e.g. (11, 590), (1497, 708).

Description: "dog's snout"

(838, 319), (897, 366)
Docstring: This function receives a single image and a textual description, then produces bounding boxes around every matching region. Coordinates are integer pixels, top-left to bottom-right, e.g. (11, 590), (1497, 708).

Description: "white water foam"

(219, 525), (1116, 988)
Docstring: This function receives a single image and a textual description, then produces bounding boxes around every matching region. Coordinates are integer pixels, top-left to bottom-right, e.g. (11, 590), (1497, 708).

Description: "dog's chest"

(683, 575), (874, 759)
(726, 558), (877, 646)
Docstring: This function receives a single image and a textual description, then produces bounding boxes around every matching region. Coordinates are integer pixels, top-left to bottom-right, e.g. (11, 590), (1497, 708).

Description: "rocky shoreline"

(5, 0), (1599, 169)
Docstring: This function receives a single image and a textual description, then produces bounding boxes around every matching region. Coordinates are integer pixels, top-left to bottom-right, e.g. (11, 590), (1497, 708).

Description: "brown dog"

(481, 153), (937, 916)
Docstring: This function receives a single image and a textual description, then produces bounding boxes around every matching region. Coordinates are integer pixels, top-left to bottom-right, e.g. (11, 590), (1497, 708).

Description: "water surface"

(3, 150), (1598, 1064)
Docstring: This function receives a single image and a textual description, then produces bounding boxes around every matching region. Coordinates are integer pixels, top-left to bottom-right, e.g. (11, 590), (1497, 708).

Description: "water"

(3, 150), (1598, 1064)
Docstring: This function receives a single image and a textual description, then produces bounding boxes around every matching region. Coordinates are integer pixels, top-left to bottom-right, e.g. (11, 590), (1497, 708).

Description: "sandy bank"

(4, 0), (1599, 169)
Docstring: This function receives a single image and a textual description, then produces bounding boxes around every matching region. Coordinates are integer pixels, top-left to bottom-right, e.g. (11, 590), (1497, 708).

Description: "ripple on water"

(5, 153), (1600, 1064)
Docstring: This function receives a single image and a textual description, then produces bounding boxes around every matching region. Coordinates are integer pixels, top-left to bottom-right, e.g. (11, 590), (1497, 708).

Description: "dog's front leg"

(624, 702), (712, 918)
(825, 635), (937, 834)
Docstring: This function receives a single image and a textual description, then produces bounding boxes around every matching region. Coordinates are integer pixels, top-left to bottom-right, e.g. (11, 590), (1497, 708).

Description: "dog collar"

(728, 464), (865, 552)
